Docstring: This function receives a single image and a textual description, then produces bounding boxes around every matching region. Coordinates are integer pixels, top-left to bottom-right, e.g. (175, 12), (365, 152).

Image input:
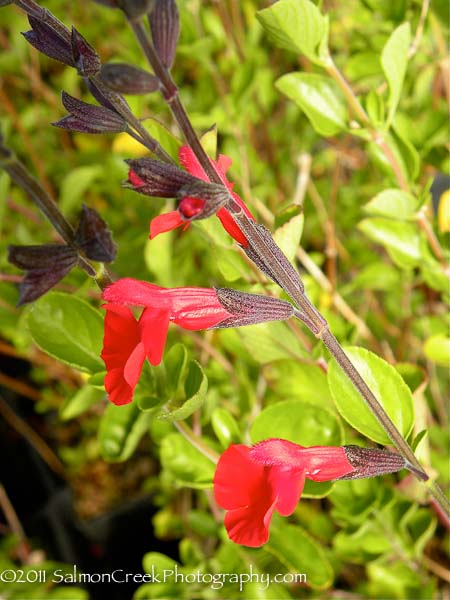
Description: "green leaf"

(98, 402), (151, 462)
(28, 292), (104, 373)
(137, 553), (186, 599)
(160, 433), (215, 488)
(162, 360), (208, 421)
(267, 521), (333, 590)
(273, 206), (304, 261)
(60, 385), (105, 420)
(423, 334), (450, 366)
(60, 165), (103, 215)
(251, 399), (343, 446)
(364, 189), (420, 220)
(237, 321), (309, 363)
(381, 23), (411, 126)
(358, 217), (421, 267)
(211, 408), (241, 448)
(257, 0), (329, 64)
(163, 343), (188, 397)
(276, 73), (348, 136)
(144, 230), (173, 287)
(327, 346), (414, 444)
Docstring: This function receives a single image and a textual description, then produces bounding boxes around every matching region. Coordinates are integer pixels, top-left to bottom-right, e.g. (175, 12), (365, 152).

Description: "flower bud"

(22, 16), (74, 66)
(71, 27), (101, 77)
(8, 244), (77, 305)
(149, 0), (179, 69)
(125, 158), (195, 197)
(338, 446), (409, 480)
(74, 205), (117, 262)
(99, 63), (159, 95)
(53, 92), (127, 134)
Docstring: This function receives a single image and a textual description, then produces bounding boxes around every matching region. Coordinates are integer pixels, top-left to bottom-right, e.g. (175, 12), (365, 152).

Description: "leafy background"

(0, 0), (449, 599)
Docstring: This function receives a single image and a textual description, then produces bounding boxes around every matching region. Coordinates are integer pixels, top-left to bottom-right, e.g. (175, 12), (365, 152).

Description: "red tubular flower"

(214, 439), (411, 547)
(101, 279), (295, 405)
(150, 145), (254, 246)
(101, 280), (234, 405)
(214, 439), (355, 547)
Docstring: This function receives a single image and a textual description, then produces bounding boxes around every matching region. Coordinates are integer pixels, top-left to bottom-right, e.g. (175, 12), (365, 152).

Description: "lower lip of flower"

(178, 197), (205, 219)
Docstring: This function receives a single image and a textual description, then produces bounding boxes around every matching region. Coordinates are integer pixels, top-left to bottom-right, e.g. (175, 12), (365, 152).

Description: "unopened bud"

(74, 205), (117, 262)
(53, 91), (127, 134)
(149, 0), (179, 69)
(338, 446), (409, 480)
(71, 27), (101, 77)
(100, 63), (159, 95)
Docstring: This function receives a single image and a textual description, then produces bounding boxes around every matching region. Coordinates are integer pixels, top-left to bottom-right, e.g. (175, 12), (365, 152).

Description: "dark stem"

(128, 18), (220, 182)
(1, 150), (111, 285)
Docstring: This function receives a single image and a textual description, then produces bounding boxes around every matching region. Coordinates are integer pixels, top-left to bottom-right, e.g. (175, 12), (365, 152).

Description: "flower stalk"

(122, 8), (450, 520)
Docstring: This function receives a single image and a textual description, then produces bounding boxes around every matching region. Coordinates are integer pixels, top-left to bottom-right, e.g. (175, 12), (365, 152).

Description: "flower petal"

(224, 496), (277, 547)
(150, 211), (185, 239)
(102, 278), (169, 308)
(138, 307), (171, 366)
(214, 444), (269, 510)
(101, 304), (144, 405)
(270, 468), (305, 516)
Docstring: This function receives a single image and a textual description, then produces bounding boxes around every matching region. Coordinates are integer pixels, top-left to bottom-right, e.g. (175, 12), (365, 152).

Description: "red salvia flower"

(101, 279), (294, 405)
(213, 439), (410, 547)
(149, 145), (254, 246)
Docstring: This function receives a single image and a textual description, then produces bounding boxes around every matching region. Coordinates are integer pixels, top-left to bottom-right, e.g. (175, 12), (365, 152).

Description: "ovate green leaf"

(257, 0), (329, 64)
(267, 522), (333, 590)
(28, 292), (104, 373)
(277, 73), (348, 136)
(364, 189), (420, 220)
(358, 218), (421, 267)
(328, 346), (414, 444)
(381, 23), (411, 126)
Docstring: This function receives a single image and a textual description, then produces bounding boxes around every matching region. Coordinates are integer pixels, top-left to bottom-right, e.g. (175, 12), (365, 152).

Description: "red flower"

(213, 439), (354, 547)
(101, 279), (235, 405)
(149, 145), (254, 246)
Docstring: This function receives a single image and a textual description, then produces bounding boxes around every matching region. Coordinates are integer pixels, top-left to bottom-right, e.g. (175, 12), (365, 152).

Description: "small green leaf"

(98, 402), (151, 462)
(162, 360), (208, 421)
(257, 0), (329, 64)
(163, 343), (188, 397)
(28, 292), (104, 373)
(160, 433), (215, 488)
(267, 521), (333, 590)
(423, 334), (450, 366)
(211, 408), (241, 448)
(381, 23), (411, 126)
(358, 218), (421, 267)
(273, 206), (304, 262)
(60, 385), (105, 420)
(364, 189), (420, 220)
(277, 73), (348, 136)
(328, 346), (414, 444)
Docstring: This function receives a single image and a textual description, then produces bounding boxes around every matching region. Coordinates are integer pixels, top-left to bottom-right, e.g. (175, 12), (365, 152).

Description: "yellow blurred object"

(320, 291), (333, 310)
(437, 189), (450, 233)
(112, 132), (149, 157)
